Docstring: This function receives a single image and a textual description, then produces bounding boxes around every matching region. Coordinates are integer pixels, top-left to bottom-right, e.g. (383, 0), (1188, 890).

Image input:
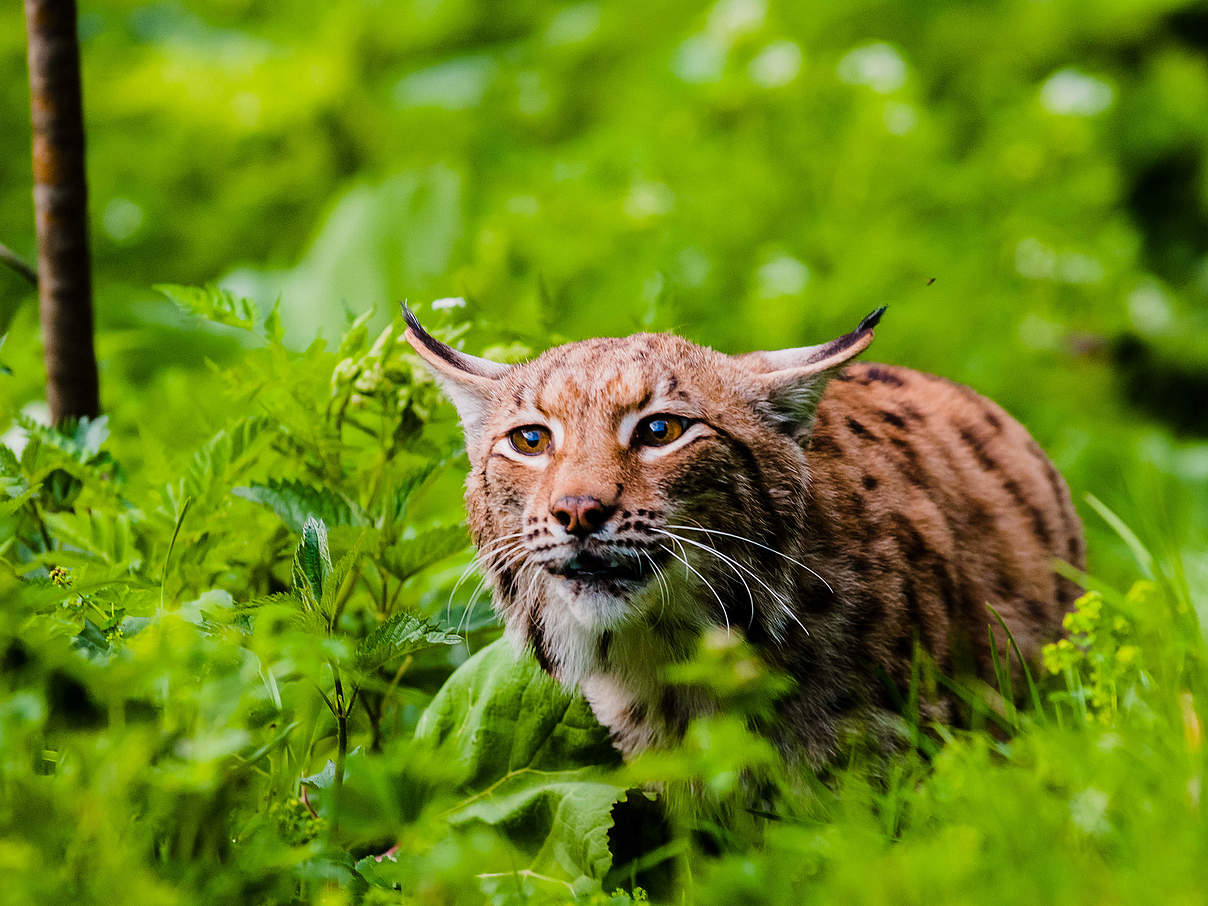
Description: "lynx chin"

(404, 307), (1083, 764)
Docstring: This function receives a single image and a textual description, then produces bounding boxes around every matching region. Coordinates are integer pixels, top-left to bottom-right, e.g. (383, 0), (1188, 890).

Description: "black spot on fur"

(625, 700), (648, 727)
(862, 475), (879, 491)
(984, 409), (1002, 431)
(1028, 506), (1053, 546)
(849, 594), (886, 631)
(880, 410), (907, 429)
(957, 423), (1000, 473)
(845, 416), (871, 438)
(660, 687), (690, 736)
(993, 574), (1017, 600)
(1025, 599), (1048, 622)
(965, 498), (995, 533)
(862, 366), (905, 387)
(528, 613), (554, 676)
(809, 433), (842, 457)
(888, 436), (929, 488)
(598, 631), (613, 662)
(1067, 536), (1082, 560)
(999, 477), (1054, 547)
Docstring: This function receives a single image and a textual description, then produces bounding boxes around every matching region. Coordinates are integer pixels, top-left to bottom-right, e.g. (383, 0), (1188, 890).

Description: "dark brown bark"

(24, 0), (100, 422)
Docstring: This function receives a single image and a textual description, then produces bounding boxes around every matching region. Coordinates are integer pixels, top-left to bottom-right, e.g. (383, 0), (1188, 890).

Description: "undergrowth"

(1, 294), (1204, 905)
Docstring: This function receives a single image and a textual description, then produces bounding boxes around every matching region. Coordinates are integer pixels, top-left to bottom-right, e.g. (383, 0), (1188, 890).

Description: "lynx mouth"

(545, 549), (670, 588)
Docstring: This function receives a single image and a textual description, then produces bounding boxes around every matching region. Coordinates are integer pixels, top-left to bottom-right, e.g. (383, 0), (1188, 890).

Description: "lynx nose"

(551, 495), (616, 537)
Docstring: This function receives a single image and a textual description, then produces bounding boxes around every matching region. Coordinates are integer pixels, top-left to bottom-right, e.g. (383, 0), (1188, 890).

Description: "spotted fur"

(405, 309), (1083, 764)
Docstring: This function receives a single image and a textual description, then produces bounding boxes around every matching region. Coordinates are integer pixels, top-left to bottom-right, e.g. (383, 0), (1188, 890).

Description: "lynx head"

(404, 307), (883, 684)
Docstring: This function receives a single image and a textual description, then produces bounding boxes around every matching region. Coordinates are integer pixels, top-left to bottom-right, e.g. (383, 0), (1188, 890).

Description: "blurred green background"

(2, 0), (1206, 590)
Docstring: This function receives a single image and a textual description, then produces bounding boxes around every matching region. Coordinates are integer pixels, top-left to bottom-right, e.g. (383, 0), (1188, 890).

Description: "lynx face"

(404, 308), (1082, 762)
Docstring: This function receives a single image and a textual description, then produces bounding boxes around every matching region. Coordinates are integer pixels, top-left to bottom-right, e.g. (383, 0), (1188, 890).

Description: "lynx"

(404, 307), (1083, 764)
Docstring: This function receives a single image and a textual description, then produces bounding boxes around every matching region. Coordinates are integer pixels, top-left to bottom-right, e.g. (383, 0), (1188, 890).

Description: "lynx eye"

(509, 425), (552, 456)
(635, 414), (689, 447)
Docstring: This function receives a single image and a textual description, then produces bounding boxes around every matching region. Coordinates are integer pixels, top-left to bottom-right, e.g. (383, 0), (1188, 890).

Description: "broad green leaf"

(155, 282), (259, 331)
(453, 774), (629, 884)
(355, 611), (461, 673)
(291, 516), (332, 611)
(72, 618), (111, 661)
(416, 638), (623, 884)
(235, 478), (365, 533)
(318, 544), (366, 620)
(380, 524), (468, 582)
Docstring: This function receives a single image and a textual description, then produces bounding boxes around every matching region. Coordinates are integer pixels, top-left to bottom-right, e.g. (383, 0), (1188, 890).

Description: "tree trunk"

(24, 0), (100, 422)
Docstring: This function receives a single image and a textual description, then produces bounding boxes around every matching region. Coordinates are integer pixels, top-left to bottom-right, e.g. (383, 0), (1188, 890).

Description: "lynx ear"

(738, 307), (885, 434)
(402, 305), (512, 448)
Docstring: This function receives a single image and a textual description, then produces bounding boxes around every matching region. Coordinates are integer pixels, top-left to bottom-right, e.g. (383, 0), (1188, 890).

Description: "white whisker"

(444, 531), (525, 624)
(659, 539), (731, 636)
(668, 523), (834, 594)
(656, 529), (810, 637)
(654, 529), (757, 626)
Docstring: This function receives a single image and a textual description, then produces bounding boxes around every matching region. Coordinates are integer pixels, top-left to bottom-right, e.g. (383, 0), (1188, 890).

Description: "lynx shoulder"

(404, 308), (1083, 764)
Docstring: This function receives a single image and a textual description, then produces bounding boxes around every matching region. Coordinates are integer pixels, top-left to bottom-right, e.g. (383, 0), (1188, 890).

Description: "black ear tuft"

(401, 301), (422, 334)
(858, 305), (887, 333)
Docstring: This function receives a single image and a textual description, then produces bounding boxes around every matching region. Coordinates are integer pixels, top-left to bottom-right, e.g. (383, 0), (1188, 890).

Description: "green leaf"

(291, 516), (332, 610)
(380, 524), (469, 582)
(16, 413), (109, 464)
(155, 282), (259, 331)
(184, 416), (274, 502)
(355, 612), (461, 673)
(416, 638), (623, 884)
(235, 479), (365, 534)
(263, 295), (284, 342)
(40, 510), (141, 571)
(318, 544), (366, 620)
(334, 307), (375, 360)
(0, 443), (19, 476)
(72, 618), (111, 661)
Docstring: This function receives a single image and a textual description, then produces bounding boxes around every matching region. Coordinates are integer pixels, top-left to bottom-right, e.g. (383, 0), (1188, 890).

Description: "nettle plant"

(3, 289), (1204, 904)
(0, 292), (519, 893)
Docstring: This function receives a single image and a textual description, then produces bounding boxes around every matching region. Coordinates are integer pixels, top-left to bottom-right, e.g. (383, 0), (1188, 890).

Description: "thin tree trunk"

(24, 0), (100, 422)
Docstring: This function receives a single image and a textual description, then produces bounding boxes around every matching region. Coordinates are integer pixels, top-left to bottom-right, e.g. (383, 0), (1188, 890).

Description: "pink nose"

(551, 495), (616, 537)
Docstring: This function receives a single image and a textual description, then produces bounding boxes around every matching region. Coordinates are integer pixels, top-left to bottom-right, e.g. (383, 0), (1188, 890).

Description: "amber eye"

(509, 425), (552, 456)
(635, 414), (689, 447)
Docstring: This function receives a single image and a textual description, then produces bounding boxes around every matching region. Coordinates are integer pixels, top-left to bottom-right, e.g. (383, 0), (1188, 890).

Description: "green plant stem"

(331, 663), (348, 792)
(0, 240), (37, 286)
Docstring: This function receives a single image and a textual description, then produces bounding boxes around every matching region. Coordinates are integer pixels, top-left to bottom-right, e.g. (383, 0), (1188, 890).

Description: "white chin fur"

(504, 571), (667, 688)
(561, 583), (634, 630)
